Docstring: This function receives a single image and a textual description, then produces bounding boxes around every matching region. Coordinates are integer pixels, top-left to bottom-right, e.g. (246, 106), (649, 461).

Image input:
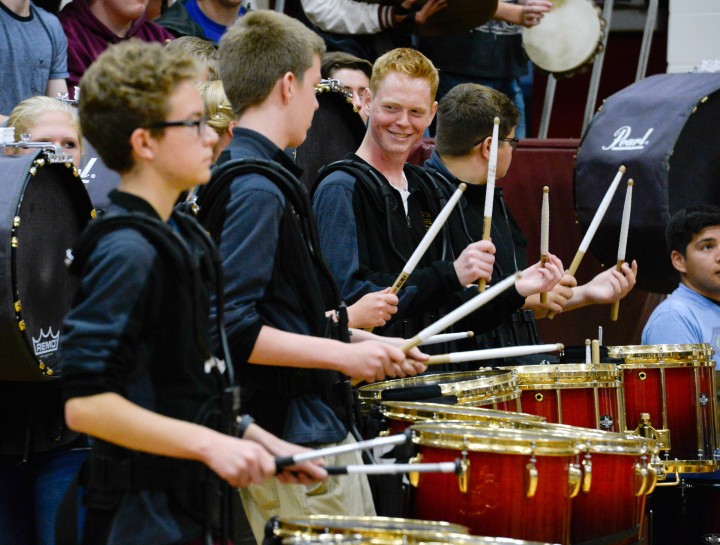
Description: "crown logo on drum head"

(32, 327), (60, 357)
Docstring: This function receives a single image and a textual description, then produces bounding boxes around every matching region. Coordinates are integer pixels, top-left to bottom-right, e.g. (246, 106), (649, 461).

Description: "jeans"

(437, 72), (528, 138)
(0, 448), (87, 545)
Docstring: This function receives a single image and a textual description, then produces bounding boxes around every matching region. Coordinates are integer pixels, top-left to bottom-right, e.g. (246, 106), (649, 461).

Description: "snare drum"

(522, 0), (606, 77)
(358, 369), (521, 417)
(379, 401), (545, 436)
(610, 344), (719, 473)
(263, 515), (469, 545)
(499, 364), (624, 432)
(409, 423), (581, 544)
(0, 151), (94, 380)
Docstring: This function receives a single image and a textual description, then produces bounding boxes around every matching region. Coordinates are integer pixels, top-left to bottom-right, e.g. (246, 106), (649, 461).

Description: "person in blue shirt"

(156, 0), (247, 43)
(642, 205), (720, 368)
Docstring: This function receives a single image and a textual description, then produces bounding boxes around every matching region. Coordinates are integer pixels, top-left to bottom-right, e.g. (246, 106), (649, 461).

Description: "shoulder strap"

(316, 158), (398, 212)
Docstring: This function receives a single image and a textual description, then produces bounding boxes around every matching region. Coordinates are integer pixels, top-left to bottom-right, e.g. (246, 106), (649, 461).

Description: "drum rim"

(498, 363), (619, 386)
(517, 422), (657, 454)
(272, 515), (470, 539)
(411, 422), (581, 455)
(608, 343), (714, 365)
(379, 400), (546, 424)
(357, 370), (516, 402)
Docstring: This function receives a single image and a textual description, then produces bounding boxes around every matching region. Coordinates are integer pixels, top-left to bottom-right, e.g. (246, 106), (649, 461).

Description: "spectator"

(59, 0), (175, 91)
(0, 0), (69, 119)
(155, 0), (247, 43)
(165, 35), (220, 80)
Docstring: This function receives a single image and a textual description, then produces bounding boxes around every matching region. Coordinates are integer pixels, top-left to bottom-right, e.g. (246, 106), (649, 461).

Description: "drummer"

(313, 50), (563, 354)
(424, 83), (637, 362)
(642, 205), (720, 368)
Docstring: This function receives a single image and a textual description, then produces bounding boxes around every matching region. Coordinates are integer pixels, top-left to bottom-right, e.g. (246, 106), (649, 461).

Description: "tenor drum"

(295, 79), (366, 193)
(0, 151), (94, 381)
(498, 363), (624, 432)
(263, 515), (470, 545)
(409, 423), (580, 545)
(521, 0), (605, 77)
(610, 344), (719, 473)
(358, 369), (521, 417)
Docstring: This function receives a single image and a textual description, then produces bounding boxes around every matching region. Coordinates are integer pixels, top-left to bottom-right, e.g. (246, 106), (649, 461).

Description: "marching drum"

(609, 344), (719, 474)
(0, 151), (94, 381)
(377, 401), (545, 436)
(357, 369), (521, 417)
(295, 79), (366, 193)
(521, 0), (605, 78)
(408, 423), (581, 545)
(498, 363), (625, 432)
(263, 515), (470, 545)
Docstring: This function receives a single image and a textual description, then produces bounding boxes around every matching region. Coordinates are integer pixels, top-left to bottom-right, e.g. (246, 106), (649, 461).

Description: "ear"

(226, 120), (237, 137)
(280, 71), (296, 105)
(129, 127), (157, 162)
(362, 87), (372, 113)
(670, 250), (687, 274)
(479, 136), (493, 160)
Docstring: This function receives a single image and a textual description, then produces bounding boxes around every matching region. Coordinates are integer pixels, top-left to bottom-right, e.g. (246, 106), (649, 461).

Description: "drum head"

(415, 0), (498, 37)
(295, 88), (366, 193)
(522, 0), (602, 75)
(0, 151), (93, 380)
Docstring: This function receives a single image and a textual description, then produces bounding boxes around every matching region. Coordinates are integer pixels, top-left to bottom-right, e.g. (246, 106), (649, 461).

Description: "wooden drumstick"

(591, 339), (600, 365)
(365, 183), (467, 332)
(547, 165), (626, 319)
(478, 117), (500, 292)
(540, 186), (550, 304)
(610, 179), (633, 322)
(426, 343), (564, 366)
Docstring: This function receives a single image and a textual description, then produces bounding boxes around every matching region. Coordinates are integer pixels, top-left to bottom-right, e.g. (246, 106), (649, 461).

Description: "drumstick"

(585, 339), (591, 364)
(591, 339), (600, 365)
(323, 460), (461, 476)
(610, 179), (634, 322)
(401, 272), (520, 352)
(419, 331), (474, 346)
(426, 343), (564, 366)
(547, 165), (626, 319)
(274, 431), (409, 471)
(365, 183), (467, 332)
(478, 117), (500, 292)
(540, 186), (550, 304)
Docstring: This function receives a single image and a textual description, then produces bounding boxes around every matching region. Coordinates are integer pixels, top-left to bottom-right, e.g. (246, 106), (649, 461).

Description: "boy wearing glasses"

(58, 40), (325, 545)
(313, 51), (561, 352)
(426, 83), (637, 358)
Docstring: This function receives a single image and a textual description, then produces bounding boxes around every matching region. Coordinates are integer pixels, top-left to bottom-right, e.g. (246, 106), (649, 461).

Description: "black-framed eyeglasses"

(148, 116), (209, 136)
(499, 136), (520, 151)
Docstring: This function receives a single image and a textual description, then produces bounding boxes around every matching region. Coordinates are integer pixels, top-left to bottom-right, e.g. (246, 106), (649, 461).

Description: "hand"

(454, 240), (496, 286)
(519, 0), (552, 28)
(580, 260), (638, 305)
(339, 340), (421, 383)
(526, 272), (575, 317)
(346, 288), (399, 329)
(515, 253), (564, 297)
(382, 338), (429, 376)
(202, 433), (278, 488)
(413, 0), (448, 25)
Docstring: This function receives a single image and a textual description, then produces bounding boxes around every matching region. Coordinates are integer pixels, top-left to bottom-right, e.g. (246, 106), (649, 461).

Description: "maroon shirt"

(59, 0), (175, 89)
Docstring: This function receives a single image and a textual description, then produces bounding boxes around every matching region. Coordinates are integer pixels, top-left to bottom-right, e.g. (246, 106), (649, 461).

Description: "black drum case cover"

(575, 73), (720, 293)
(0, 151), (94, 380)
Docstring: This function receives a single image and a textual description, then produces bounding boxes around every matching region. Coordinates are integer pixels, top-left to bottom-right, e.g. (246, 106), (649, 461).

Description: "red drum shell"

(409, 424), (579, 545)
(499, 364), (624, 431)
(610, 344), (719, 471)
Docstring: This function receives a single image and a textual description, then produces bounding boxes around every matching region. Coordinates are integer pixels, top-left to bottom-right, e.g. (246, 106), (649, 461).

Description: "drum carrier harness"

(61, 209), (240, 545)
(194, 158), (360, 438)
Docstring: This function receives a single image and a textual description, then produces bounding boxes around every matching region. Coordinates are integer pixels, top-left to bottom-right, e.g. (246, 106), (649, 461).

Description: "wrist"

(236, 414), (255, 439)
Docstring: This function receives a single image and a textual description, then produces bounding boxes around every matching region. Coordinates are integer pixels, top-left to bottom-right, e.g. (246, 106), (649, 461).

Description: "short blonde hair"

(197, 80), (233, 137)
(6, 96), (82, 155)
(370, 48), (439, 100)
(165, 36), (220, 80)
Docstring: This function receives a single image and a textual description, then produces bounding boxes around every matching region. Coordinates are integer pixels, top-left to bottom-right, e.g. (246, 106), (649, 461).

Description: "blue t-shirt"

(642, 283), (720, 368)
(184, 0), (245, 43)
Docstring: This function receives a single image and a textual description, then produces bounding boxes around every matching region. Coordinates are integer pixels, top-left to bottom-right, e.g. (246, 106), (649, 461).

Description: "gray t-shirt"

(0, 2), (69, 115)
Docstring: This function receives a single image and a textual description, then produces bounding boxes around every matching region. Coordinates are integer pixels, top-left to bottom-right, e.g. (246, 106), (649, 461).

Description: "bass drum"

(522, 0), (605, 77)
(294, 80), (366, 193)
(0, 151), (94, 380)
(575, 73), (720, 293)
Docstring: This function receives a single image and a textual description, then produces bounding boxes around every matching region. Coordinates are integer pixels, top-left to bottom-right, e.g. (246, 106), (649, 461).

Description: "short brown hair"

(79, 40), (202, 173)
(321, 51), (372, 80)
(165, 36), (220, 80)
(218, 11), (325, 117)
(435, 83), (520, 157)
(370, 48), (439, 100)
